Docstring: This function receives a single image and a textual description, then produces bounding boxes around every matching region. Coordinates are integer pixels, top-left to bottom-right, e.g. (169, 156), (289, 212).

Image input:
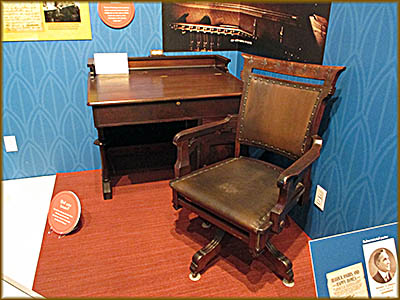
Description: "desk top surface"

(87, 56), (243, 106)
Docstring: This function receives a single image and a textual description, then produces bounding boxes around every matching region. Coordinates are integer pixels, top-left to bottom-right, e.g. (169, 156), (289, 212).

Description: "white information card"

(326, 263), (369, 298)
(93, 52), (129, 74)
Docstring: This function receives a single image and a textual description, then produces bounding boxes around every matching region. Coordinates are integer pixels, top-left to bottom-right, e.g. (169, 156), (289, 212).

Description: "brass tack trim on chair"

(239, 74), (323, 158)
(301, 93), (322, 152)
(252, 211), (272, 232)
(172, 158), (239, 183)
(238, 137), (299, 160)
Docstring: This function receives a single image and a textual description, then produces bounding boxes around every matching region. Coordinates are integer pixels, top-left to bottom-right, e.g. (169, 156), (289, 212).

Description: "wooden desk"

(87, 55), (242, 199)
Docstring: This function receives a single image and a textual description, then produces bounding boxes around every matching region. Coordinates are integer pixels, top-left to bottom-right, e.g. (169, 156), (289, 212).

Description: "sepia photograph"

(368, 248), (396, 284)
(43, 1), (81, 22)
(162, 2), (331, 63)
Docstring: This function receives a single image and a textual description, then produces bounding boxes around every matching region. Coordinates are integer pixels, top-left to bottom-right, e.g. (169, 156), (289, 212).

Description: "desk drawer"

(92, 97), (240, 128)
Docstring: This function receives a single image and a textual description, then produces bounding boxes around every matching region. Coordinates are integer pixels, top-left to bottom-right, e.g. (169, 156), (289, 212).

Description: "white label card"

(326, 262), (369, 298)
(93, 53), (129, 74)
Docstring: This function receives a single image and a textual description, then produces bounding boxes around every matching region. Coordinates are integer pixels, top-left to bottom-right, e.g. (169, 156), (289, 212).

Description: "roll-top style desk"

(87, 55), (243, 199)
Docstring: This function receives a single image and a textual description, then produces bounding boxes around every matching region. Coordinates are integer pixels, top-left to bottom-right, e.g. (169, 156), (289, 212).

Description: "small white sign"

(363, 237), (398, 298)
(314, 184), (327, 211)
(93, 53), (129, 75)
(3, 136), (18, 152)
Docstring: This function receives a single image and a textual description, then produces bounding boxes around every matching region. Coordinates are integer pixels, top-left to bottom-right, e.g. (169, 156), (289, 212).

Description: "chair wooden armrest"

(277, 135), (323, 188)
(269, 136), (323, 233)
(173, 115), (238, 177)
(173, 114), (237, 145)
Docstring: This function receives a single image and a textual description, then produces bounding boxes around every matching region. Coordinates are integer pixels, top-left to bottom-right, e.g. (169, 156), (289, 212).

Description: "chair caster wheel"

(201, 221), (211, 229)
(282, 278), (294, 287)
(189, 272), (201, 281)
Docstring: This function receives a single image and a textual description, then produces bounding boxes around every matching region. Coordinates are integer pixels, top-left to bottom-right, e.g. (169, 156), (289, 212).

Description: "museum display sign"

(1, 1), (92, 41)
(98, 2), (135, 29)
(48, 191), (81, 235)
(310, 223), (398, 298)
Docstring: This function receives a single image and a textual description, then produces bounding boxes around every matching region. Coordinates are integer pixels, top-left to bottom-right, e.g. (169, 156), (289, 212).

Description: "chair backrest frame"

(235, 54), (346, 160)
(240, 53), (345, 95)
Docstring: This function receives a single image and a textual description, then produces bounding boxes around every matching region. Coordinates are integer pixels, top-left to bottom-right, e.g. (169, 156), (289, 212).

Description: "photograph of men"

(371, 248), (396, 283)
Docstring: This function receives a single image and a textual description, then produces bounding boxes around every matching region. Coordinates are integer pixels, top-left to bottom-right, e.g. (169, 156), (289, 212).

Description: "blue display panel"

(309, 223), (398, 297)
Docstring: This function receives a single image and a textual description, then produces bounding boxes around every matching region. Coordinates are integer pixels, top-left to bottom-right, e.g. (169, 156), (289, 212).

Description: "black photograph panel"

(162, 2), (331, 64)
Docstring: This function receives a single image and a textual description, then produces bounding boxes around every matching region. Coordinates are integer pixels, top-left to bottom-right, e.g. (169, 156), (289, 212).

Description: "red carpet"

(33, 170), (316, 297)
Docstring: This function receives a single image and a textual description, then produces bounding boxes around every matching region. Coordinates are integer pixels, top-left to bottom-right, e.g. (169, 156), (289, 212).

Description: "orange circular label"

(48, 191), (81, 235)
(98, 2), (135, 29)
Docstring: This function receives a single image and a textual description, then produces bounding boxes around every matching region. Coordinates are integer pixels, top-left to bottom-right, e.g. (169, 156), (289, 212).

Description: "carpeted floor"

(33, 170), (316, 297)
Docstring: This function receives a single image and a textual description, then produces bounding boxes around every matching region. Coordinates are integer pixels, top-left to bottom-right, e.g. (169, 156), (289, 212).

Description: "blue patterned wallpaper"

(2, 2), (397, 238)
(2, 2), (238, 179)
(290, 2), (398, 238)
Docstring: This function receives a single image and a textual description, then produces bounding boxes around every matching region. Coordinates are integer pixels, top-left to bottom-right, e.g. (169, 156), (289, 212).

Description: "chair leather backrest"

(238, 73), (326, 159)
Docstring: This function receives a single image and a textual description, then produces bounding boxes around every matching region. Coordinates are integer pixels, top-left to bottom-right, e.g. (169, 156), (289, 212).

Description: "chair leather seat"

(170, 156), (282, 233)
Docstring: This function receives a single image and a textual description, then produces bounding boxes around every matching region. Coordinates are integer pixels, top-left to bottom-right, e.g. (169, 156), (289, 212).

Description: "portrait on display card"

(363, 237), (398, 298)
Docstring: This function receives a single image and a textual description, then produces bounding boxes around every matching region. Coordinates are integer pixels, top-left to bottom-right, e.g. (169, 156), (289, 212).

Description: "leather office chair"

(170, 53), (345, 286)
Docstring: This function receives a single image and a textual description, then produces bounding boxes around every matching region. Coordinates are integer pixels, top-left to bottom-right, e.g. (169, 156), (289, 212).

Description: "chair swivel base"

(263, 240), (295, 287)
(189, 227), (225, 281)
(187, 227), (294, 287)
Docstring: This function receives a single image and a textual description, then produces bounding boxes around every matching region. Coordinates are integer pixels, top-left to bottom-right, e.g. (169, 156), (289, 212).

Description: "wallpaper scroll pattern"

(290, 3), (397, 238)
(2, 2), (240, 180)
(2, 3), (163, 179)
(2, 3), (397, 238)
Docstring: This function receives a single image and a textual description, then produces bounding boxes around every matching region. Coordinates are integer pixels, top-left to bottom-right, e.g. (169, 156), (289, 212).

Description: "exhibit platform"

(2, 170), (316, 298)
(2, 175), (55, 298)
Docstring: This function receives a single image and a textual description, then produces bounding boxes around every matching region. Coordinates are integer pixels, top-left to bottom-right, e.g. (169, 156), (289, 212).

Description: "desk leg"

(95, 128), (112, 200)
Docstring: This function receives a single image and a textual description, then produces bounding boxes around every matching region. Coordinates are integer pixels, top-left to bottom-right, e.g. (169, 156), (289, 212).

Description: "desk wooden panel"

(92, 97), (240, 127)
(87, 55), (242, 199)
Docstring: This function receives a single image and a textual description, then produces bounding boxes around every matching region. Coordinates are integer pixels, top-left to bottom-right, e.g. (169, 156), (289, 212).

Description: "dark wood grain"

(88, 68), (242, 106)
(87, 55), (243, 199)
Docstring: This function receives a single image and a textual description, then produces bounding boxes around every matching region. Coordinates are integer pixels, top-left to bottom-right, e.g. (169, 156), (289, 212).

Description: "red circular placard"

(48, 191), (81, 235)
(98, 2), (135, 29)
